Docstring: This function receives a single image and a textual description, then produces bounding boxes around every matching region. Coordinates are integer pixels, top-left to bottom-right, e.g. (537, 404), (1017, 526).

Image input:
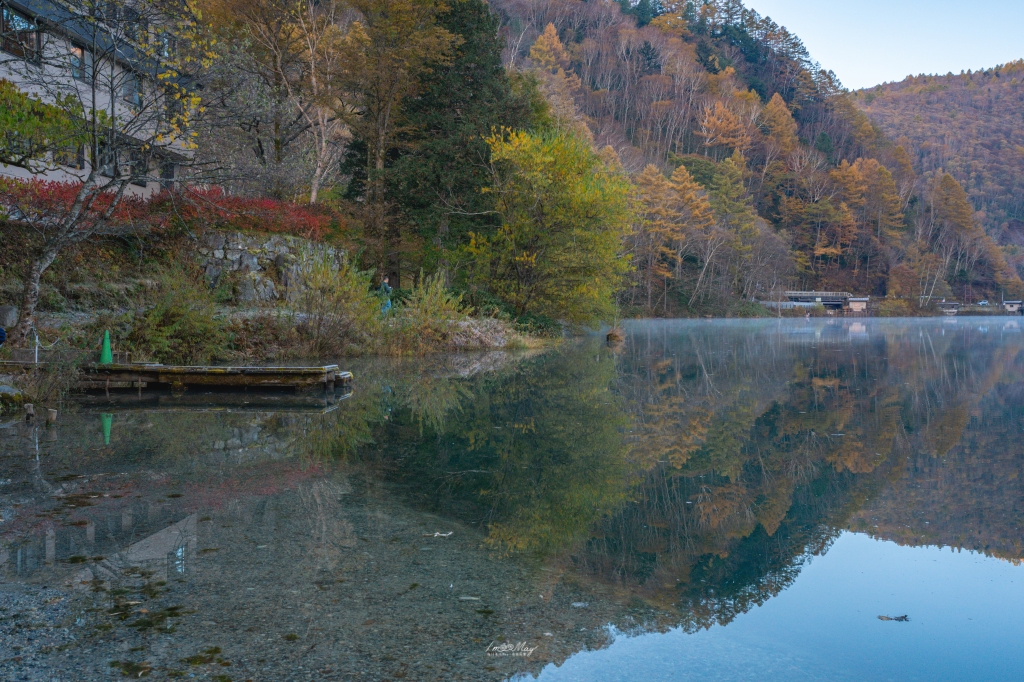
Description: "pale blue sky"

(747, 0), (1024, 90)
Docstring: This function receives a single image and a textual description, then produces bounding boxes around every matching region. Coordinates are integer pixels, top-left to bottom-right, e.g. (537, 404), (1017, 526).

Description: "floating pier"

(0, 360), (351, 392)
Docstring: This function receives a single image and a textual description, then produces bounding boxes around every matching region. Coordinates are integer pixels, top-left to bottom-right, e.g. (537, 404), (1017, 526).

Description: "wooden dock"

(0, 360), (351, 392)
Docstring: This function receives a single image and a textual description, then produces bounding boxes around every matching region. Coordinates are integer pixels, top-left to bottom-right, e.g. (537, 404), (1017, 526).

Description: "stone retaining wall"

(196, 230), (345, 304)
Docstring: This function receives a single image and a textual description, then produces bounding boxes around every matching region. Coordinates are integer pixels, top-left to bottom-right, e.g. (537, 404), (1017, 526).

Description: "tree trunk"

(386, 226), (401, 290)
(10, 247), (59, 346)
(310, 160), (322, 204)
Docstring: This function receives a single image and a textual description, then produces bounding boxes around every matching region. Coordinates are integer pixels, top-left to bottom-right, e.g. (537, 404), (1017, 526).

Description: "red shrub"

(0, 177), (148, 229)
(148, 187), (338, 241)
(0, 178), (340, 242)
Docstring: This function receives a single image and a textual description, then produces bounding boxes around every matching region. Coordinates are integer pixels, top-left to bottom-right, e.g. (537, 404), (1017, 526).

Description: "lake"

(2, 318), (1023, 681)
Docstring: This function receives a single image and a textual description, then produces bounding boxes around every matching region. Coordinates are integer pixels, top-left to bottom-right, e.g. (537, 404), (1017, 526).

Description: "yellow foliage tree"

(759, 93), (798, 154)
(633, 165), (684, 311)
(475, 129), (632, 325)
(529, 23), (570, 70)
(698, 101), (749, 160)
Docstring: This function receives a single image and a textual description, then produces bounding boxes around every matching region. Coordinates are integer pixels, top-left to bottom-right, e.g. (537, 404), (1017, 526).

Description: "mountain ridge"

(854, 60), (1024, 247)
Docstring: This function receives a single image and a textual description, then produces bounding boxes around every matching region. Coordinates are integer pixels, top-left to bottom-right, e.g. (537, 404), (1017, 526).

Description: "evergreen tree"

(384, 0), (536, 277)
(709, 152), (757, 240)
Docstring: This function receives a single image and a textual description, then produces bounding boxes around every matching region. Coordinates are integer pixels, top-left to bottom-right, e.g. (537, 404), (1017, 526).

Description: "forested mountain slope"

(855, 62), (1024, 246)
(488, 0), (1024, 309)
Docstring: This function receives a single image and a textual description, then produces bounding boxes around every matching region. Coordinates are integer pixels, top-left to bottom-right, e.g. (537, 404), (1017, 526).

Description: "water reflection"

(1, 320), (1022, 680)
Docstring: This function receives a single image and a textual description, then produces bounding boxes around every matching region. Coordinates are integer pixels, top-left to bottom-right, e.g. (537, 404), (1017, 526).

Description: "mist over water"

(2, 318), (1022, 680)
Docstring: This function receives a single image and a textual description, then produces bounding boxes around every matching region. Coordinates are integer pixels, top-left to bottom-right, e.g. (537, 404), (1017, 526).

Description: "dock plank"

(0, 360), (352, 391)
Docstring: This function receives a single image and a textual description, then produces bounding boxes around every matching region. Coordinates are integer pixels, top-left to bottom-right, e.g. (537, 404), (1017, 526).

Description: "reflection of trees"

(297, 480), (355, 575)
(569, 322), (1024, 630)
(12, 323), (1018, 644)
(361, 346), (635, 555)
(851, 337), (1024, 561)
(354, 322), (1024, 633)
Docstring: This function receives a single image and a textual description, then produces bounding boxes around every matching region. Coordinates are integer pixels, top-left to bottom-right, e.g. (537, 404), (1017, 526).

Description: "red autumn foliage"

(0, 177), (148, 230)
(148, 187), (339, 241)
(0, 179), (340, 242)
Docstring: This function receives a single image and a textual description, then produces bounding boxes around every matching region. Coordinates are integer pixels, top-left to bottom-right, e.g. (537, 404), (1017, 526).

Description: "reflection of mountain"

(851, 381), (1024, 561)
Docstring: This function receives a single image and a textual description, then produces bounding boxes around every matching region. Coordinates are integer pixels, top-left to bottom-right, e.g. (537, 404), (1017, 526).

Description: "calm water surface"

(2, 319), (1022, 681)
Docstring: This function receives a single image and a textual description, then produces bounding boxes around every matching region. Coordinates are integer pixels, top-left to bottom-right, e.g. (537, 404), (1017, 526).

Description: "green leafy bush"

(294, 248), (381, 356)
(389, 272), (468, 354)
(878, 297), (913, 317)
(96, 269), (229, 365)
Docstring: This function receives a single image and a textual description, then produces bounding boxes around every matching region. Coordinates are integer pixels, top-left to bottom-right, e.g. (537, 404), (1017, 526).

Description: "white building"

(1, 0), (185, 197)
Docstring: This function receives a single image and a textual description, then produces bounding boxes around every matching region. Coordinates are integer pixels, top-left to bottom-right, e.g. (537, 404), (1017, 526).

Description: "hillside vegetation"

(856, 61), (1024, 250)
(485, 0), (1023, 309)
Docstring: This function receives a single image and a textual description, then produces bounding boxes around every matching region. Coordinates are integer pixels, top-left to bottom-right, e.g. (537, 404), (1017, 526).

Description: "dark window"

(156, 32), (175, 60)
(3, 130), (35, 160)
(128, 148), (149, 187)
(122, 71), (142, 107)
(95, 140), (116, 177)
(97, 3), (146, 43)
(1, 5), (41, 61)
(98, 1), (120, 23)
(70, 45), (93, 81)
(160, 161), (176, 189)
(121, 7), (144, 41)
(164, 85), (182, 121)
(54, 145), (86, 170)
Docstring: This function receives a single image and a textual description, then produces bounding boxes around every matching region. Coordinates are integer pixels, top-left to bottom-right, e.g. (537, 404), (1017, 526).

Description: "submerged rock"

(0, 304), (18, 328)
(0, 385), (24, 412)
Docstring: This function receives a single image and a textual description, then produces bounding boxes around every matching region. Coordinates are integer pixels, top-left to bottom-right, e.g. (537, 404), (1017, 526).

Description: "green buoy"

(100, 330), (112, 364)
(101, 413), (112, 445)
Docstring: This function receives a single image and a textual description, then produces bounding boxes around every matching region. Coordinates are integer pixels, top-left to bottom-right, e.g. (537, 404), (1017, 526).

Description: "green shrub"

(94, 268), (229, 365)
(13, 355), (83, 407)
(878, 297), (913, 317)
(294, 248), (381, 357)
(512, 311), (561, 337)
(226, 312), (301, 363)
(389, 272), (468, 354)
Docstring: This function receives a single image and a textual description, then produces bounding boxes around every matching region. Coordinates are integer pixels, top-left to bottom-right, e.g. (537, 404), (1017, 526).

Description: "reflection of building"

(1, 503), (195, 583)
(119, 514), (196, 581)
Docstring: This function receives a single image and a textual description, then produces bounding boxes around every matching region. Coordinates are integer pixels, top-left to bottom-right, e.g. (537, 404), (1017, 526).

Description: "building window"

(160, 161), (176, 189)
(163, 86), (183, 122)
(2, 130), (34, 161)
(156, 32), (176, 60)
(122, 72), (142, 108)
(54, 145), (86, 170)
(1, 5), (42, 61)
(96, 140), (116, 177)
(70, 45), (93, 81)
(121, 8), (145, 42)
(128, 148), (149, 187)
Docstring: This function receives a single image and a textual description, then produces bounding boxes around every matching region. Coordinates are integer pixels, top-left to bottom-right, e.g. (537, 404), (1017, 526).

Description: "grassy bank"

(0, 224), (548, 368)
